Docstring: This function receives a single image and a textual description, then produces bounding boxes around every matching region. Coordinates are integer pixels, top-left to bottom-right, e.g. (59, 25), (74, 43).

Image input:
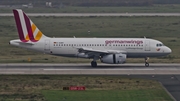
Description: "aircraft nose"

(166, 47), (172, 54)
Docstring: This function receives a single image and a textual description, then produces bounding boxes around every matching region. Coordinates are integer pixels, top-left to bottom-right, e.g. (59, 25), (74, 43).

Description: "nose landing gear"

(145, 57), (149, 67)
(145, 62), (149, 67)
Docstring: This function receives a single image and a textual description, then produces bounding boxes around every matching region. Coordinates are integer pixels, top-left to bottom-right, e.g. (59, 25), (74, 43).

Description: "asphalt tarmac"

(0, 63), (179, 75)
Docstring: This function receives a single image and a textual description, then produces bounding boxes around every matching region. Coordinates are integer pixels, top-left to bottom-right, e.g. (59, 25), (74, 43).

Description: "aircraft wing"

(76, 47), (127, 58)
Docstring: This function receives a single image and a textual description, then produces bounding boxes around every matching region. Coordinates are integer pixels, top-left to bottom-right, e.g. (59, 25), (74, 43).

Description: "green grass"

(1, 16), (180, 63)
(1, 4), (180, 13)
(0, 75), (173, 101)
(42, 90), (173, 101)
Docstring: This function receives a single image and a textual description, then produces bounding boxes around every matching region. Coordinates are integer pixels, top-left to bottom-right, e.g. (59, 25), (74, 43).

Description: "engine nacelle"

(76, 53), (89, 58)
(100, 54), (126, 64)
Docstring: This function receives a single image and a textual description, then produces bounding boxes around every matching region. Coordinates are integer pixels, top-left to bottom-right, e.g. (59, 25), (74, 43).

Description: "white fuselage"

(10, 37), (172, 58)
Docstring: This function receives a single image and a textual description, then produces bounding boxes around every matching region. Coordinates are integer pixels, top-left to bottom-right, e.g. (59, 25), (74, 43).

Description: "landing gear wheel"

(145, 62), (149, 67)
(91, 61), (97, 67)
(145, 57), (149, 67)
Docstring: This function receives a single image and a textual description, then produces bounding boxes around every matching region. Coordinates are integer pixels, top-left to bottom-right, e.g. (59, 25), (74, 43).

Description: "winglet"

(13, 9), (47, 42)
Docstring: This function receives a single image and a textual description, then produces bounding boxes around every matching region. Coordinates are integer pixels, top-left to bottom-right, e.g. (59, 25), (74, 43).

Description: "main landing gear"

(145, 57), (149, 67)
(91, 61), (97, 67)
(91, 56), (99, 67)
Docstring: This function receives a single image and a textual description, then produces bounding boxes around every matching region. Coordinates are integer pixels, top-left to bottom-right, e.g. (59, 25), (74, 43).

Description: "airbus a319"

(9, 9), (172, 67)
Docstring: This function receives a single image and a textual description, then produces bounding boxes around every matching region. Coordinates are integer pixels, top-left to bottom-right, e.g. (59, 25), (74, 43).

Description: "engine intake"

(101, 54), (126, 64)
(76, 53), (89, 58)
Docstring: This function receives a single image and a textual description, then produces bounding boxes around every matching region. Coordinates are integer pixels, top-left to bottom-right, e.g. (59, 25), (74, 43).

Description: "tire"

(91, 61), (97, 67)
(145, 63), (149, 67)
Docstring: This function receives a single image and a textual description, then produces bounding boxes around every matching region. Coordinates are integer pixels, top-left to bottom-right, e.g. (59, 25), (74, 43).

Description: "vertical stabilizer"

(13, 9), (47, 42)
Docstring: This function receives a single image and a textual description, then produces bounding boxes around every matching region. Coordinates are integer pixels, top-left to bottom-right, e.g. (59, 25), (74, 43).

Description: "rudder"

(13, 9), (46, 42)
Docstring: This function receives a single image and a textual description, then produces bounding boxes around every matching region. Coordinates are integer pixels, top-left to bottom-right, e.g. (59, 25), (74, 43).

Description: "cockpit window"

(156, 43), (164, 47)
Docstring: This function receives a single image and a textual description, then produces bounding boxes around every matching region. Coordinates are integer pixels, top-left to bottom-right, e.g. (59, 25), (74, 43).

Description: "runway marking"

(0, 63), (180, 74)
(0, 69), (31, 71)
(0, 72), (25, 74)
(43, 69), (155, 71)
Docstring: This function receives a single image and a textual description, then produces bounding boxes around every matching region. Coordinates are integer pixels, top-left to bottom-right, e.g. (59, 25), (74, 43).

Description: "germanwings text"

(105, 40), (143, 45)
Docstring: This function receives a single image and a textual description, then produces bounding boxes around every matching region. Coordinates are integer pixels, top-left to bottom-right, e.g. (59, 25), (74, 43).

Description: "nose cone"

(166, 47), (172, 54)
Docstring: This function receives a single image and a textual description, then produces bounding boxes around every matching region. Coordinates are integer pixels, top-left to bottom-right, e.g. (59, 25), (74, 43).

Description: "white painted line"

(1, 72), (25, 74)
(154, 69), (179, 70)
(0, 69), (31, 71)
(43, 69), (155, 71)
(118, 69), (154, 70)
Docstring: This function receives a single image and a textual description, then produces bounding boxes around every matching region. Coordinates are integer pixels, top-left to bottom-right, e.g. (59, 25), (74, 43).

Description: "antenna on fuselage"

(144, 36), (146, 39)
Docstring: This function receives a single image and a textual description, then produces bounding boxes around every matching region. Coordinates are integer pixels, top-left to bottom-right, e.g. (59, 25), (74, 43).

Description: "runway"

(1, 13), (180, 17)
(1, 63), (180, 100)
(0, 63), (180, 75)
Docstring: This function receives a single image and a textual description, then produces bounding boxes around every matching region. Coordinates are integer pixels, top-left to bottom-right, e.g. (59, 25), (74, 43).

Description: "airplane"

(9, 9), (172, 67)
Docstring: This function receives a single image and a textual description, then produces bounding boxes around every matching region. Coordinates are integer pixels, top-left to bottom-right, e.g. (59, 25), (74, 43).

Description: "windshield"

(156, 43), (164, 47)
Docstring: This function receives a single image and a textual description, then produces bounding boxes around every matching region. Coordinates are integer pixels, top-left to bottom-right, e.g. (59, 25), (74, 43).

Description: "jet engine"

(76, 53), (89, 58)
(100, 54), (126, 64)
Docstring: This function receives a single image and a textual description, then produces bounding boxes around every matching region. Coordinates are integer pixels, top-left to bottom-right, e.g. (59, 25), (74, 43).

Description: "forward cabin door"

(145, 40), (150, 51)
